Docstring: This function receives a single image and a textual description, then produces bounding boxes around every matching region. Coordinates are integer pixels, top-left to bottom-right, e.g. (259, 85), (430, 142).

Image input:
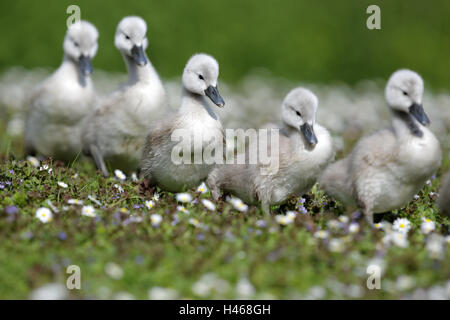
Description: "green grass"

(0, 114), (449, 299)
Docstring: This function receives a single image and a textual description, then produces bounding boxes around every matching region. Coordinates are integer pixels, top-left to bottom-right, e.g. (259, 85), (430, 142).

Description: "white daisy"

(131, 172), (138, 182)
(176, 205), (189, 214)
(114, 169), (126, 181)
(420, 217), (435, 234)
(328, 238), (345, 253)
(68, 199), (83, 205)
(201, 199), (216, 211)
(196, 182), (208, 194)
(393, 218), (411, 234)
(189, 218), (203, 228)
(230, 197), (248, 212)
(175, 193), (193, 203)
(36, 207), (52, 223)
(348, 222), (360, 234)
(152, 193), (160, 202)
(374, 222), (385, 229)
(150, 214), (162, 227)
(26, 156), (40, 167)
(391, 232), (409, 248)
(314, 230), (329, 239)
(338, 216), (349, 224)
(57, 181), (68, 188)
(145, 200), (155, 209)
(81, 205), (96, 217)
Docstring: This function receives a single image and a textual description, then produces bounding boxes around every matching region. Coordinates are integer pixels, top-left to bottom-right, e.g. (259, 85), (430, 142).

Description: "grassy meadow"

(0, 0), (449, 299)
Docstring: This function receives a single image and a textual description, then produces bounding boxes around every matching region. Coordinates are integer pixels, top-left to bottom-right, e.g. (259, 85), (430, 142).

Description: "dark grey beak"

(409, 103), (430, 126)
(301, 123), (318, 146)
(131, 45), (148, 66)
(78, 55), (93, 76)
(205, 85), (225, 107)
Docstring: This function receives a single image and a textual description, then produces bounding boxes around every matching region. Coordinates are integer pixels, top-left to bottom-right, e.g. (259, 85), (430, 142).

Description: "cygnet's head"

(282, 87), (318, 146)
(182, 53), (225, 107)
(115, 16), (149, 66)
(64, 21), (99, 76)
(385, 69), (429, 126)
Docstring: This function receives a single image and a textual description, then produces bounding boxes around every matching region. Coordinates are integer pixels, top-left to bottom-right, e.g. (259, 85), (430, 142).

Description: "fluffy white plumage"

(83, 16), (166, 175)
(24, 21), (99, 161)
(207, 87), (334, 213)
(141, 53), (225, 192)
(319, 69), (442, 223)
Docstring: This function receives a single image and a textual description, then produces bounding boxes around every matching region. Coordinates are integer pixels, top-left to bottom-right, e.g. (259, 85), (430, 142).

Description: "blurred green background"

(0, 0), (449, 89)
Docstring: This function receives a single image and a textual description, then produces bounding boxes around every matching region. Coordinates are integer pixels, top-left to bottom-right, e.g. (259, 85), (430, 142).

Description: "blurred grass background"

(0, 0), (449, 89)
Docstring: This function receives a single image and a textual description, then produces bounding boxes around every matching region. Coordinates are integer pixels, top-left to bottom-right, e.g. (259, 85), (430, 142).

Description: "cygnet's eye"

(402, 90), (408, 96)
(124, 34), (130, 40)
(198, 74), (204, 80)
(73, 41), (79, 47)
(296, 110), (302, 117)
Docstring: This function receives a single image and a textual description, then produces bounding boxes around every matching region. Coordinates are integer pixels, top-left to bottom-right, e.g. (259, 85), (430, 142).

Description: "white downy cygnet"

(141, 53), (225, 192)
(24, 21), (98, 161)
(207, 87), (334, 213)
(83, 16), (166, 176)
(319, 69), (442, 224)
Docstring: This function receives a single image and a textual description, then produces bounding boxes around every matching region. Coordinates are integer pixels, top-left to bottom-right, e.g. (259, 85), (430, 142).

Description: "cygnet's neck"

(123, 54), (161, 86)
(179, 87), (218, 120)
(60, 55), (90, 88)
(281, 123), (309, 148)
(390, 108), (424, 138)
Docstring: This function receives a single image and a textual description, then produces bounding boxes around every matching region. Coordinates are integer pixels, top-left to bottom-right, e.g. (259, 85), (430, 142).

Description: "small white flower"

(348, 222), (360, 234)
(196, 182), (208, 194)
(230, 197), (248, 212)
(113, 184), (124, 193)
(393, 218), (411, 234)
(39, 164), (49, 171)
(235, 277), (255, 299)
(105, 262), (123, 280)
(36, 207), (52, 223)
(177, 205), (190, 214)
(420, 217), (435, 234)
(201, 199), (216, 211)
(426, 234), (445, 260)
(68, 199), (83, 205)
(328, 238), (345, 253)
(81, 205), (96, 217)
(145, 200), (155, 209)
(338, 216), (349, 224)
(374, 222), (385, 229)
(26, 156), (40, 167)
(275, 212), (296, 225)
(189, 218), (203, 228)
(131, 172), (138, 182)
(57, 181), (68, 188)
(152, 193), (160, 202)
(314, 230), (329, 239)
(413, 194), (420, 200)
(176, 193), (193, 203)
(327, 219), (340, 230)
(148, 287), (179, 300)
(391, 232), (409, 248)
(114, 169), (126, 181)
(150, 214), (162, 227)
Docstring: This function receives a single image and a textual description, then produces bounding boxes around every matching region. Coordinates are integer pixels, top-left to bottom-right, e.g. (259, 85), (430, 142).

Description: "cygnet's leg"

(206, 172), (221, 201)
(89, 144), (109, 177)
(261, 201), (271, 215)
(359, 199), (374, 226)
